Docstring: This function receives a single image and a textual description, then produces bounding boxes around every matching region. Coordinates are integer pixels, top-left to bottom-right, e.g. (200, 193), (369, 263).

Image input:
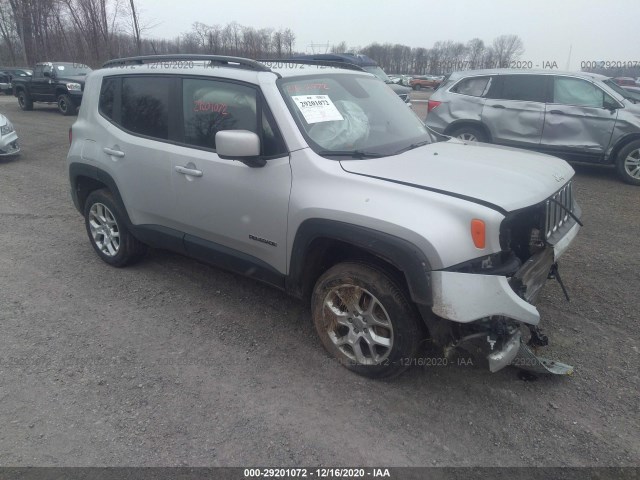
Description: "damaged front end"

(429, 181), (581, 375)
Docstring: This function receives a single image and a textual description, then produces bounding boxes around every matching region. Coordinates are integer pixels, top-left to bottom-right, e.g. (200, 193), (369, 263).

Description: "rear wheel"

(311, 262), (422, 379)
(615, 140), (640, 186)
(84, 189), (147, 267)
(413, 84), (421, 91)
(57, 94), (77, 116)
(17, 90), (33, 111)
(450, 125), (487, 143)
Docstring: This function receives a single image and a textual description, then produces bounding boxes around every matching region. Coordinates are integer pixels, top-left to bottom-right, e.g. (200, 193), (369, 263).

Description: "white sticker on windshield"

(57, 65), (65, 70)
(292, 95), (344, 124)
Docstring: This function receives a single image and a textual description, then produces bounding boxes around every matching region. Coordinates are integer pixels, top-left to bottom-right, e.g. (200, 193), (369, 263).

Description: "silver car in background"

(0, 113), (19, 156)
(425, 69), (640, 185)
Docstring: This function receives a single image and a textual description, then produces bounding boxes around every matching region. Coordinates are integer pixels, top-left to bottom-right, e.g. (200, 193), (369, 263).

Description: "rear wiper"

(393, 139), (432, 155)
(316, 150), (385, 159)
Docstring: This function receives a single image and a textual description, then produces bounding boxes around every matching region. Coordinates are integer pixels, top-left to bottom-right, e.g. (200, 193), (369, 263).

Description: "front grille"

(544, 181), (573, 239)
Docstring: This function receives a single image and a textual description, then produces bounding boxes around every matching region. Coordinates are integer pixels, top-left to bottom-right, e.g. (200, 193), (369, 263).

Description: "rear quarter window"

(451, 76), (491, 97)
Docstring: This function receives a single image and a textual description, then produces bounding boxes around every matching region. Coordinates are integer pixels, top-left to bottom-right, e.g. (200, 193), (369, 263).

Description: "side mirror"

(603, 99), (620, 111)
(215, 130), (265, 167)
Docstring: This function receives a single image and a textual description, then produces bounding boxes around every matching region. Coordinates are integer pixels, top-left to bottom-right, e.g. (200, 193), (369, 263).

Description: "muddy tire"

(311, 262), (422, 379)
(615, 140), (640, 186)
(17, 90), (33, 111)
(450, 125), (487, 143)
(84, 189), (147, 267)
(57, 94), (77, 116)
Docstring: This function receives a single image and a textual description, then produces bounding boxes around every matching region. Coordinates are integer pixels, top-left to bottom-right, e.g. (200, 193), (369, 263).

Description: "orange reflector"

(471, 219), (486, 249)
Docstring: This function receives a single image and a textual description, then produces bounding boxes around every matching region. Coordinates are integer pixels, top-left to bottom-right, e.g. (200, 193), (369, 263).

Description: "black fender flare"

(287, 218), (433, 305)
(68, 162), (132, 226)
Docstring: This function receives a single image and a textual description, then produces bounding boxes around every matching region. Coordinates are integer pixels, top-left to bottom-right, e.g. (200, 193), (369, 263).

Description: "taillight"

(427, 100), (441, 113)
(68, 127), (72, 145)
(471, 219), (486, 249)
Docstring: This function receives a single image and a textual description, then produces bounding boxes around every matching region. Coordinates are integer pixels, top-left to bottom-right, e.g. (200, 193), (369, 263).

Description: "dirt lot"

(0, 93), (638, 467)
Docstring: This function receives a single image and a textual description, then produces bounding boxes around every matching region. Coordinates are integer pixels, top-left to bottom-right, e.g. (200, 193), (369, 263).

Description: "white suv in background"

(67, 55), (581, 378)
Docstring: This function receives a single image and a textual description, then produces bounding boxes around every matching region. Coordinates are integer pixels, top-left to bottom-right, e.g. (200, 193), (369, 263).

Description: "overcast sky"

(135, 0), (638, 71)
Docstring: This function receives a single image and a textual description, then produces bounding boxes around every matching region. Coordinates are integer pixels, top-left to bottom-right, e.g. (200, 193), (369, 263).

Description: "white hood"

(340, 140), (575, 212)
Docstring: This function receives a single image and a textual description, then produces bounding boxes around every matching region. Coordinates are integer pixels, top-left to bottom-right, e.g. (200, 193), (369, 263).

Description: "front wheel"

(57, 94), (77, 116)
(311, 262), (422, 378)
(17, 90), (33, 111)
(450, 125), (487, 143)
(615, 140), (640, 186)
(84, 189), (147, 267)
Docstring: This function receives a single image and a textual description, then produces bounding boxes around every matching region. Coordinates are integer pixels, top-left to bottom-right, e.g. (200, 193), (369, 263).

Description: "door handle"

(175, 165), (203, 177)
(103, 147), (125, 157)
(491, 104), (505, 109)
(549, 110), (565, 115)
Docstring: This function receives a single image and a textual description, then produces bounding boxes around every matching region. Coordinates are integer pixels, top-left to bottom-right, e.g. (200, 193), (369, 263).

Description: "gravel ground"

(0, 93), (638, 467)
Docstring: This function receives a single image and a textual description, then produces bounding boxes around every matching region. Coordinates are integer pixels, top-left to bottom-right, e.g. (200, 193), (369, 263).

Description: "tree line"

(0, 0), (524, 75)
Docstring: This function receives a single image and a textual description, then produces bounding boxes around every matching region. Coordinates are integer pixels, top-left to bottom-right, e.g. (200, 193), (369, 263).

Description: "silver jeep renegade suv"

(67, 55), (582, 378)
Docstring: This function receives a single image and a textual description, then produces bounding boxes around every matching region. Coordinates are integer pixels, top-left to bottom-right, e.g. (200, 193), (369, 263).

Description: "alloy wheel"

(322, 285), (394, 365)
(624, 148), (640, 179)
(88, 203), (120, 257)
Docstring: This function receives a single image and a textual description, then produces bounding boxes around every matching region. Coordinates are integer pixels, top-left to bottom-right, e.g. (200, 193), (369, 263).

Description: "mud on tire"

(311, 262), (422, 379)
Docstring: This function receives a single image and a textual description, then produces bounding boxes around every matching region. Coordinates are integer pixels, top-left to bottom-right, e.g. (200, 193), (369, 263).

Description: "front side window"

(182, 78), (286, 156)
(279, 73), (431, 156)
(451, 76), (491, 97)
(500, 75), (547, 102)
(553, 77), (607, 108)
(183, 78), (257, 150)
(121, 76), (170, 140)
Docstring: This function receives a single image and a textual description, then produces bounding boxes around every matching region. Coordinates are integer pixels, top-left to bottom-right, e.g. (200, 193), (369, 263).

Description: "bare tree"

(492, 34), (524, 66)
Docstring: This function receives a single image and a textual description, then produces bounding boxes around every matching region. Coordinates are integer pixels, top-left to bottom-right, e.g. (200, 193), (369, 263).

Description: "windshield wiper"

(393, 139), (432, 155)
(316, 150), (385, 159)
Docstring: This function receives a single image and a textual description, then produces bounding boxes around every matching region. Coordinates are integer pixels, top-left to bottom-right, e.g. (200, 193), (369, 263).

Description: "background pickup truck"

(12, 62), (92, 115)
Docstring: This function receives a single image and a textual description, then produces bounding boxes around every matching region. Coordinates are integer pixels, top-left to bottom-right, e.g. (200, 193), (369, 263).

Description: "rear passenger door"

(481, 74), (549, 148)
(170, 77), (291, 274)
(97, 75), (181, 229)
(540, 76), (618, 162)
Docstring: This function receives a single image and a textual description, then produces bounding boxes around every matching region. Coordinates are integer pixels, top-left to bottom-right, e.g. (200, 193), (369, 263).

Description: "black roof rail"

(257, 58), (366, 72)
(102, 54), (271, 71)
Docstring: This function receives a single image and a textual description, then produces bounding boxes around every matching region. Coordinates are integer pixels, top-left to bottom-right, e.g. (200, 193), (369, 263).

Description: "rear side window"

(99, 77), (116, 120)
(451, 76), (491, 97)
(121, 77), (170, 140)
(499, 75), (547, 102)
(553, 77), (608, 108)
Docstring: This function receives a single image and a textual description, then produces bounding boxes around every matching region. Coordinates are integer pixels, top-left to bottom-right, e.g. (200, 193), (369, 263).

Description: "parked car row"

(425, 69), (640, 185)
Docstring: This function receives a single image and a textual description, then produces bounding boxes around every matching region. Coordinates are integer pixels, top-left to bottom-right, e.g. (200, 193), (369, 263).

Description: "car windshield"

(54, 64), (92, 76)
(603, 78), (640, 103)
(362, 66), (391, 83)
(278, 73), (432, 158)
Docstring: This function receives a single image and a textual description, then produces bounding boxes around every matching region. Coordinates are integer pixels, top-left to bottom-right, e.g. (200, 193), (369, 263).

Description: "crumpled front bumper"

(431, 220), (581, 374)
(432, 222), (581, 326)
(486, 330), (573, 375)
